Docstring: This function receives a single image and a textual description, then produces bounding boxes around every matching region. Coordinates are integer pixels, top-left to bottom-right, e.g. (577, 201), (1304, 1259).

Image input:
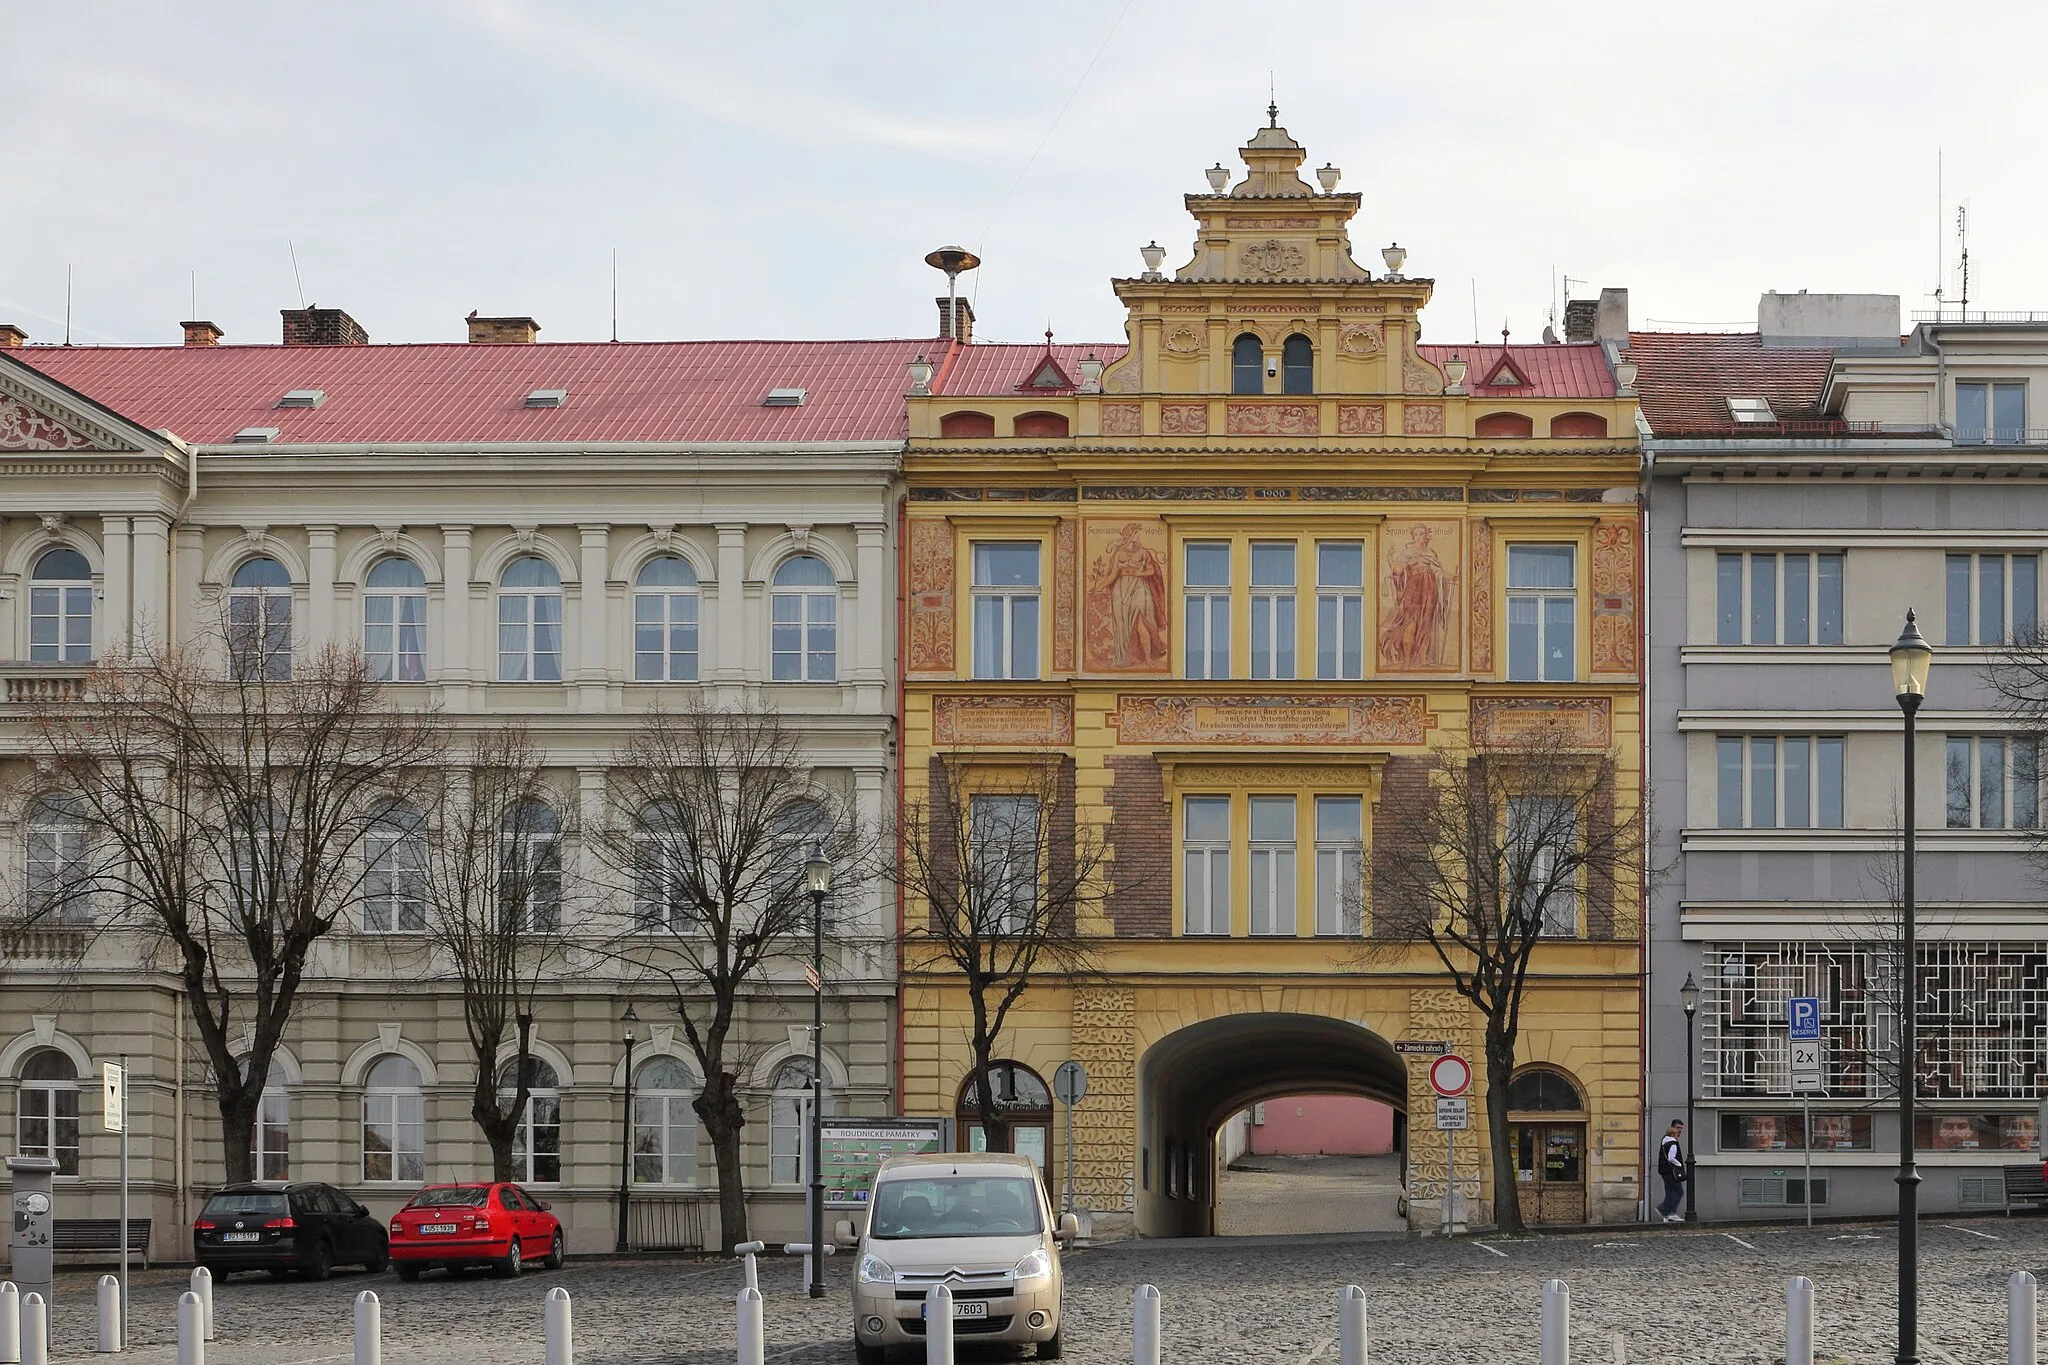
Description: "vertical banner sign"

(101, 1063), (125, 1133)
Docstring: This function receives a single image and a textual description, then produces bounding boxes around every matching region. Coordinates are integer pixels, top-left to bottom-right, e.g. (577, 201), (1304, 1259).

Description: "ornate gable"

(0, 391), (116, 452)
(1479, 351), (1531, 390)
(0, 362), (152, 455)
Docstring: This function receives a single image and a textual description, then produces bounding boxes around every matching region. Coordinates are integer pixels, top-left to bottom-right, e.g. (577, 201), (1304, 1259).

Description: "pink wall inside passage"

(1249, 1096), (1396, 1156)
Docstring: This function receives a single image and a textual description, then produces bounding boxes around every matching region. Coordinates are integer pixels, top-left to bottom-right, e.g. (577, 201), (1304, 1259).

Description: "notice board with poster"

(821, 1119), (948, 1209)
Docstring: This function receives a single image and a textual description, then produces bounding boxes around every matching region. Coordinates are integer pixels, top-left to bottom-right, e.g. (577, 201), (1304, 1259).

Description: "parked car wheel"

(854, 1342), (888, 1365)
(543, 1232), (565, 1271)
(299, 1239), (333, 1281)
(395, 1262), (421, 1282)
(364, 1242), (389, 1274)
(1038, 1328), (1064, 1360)
(492, 1238), (523, 1279)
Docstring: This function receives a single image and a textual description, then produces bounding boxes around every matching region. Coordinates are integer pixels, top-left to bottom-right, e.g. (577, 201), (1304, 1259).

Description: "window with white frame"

(1251, 543), (1296, 680)
(1507, 545), (1576, 682)
(229, 557), (293, 682)
(971, 543), (1041, 680)
(1507, 796), (1578, 938)
(28, 548), (92, 663)
(968, 794), (1039, 935)
(1715, 552), (1843, 646)
(631, 801), (691, 932)
(773, 799), (832, 926)
(361, 1054), (425, 1183)
(632, 1055), (698, 1185)
(362, 802), (427, 933)
(1314, 796), (1365, 936)
(1248, 795), (1296, 936)
(634, 556), (700, 682)
(498, 556), (563, 682)
(245, 1059), (291, 1181)
(1946, 553), (2039, 646)
(1184, 543), (1230, 679)
(497, 1057), (561, 1184)
(1315, 543), (1365, 679)
(1947, 736), (2041, 830)
(363, 556), (427, 682)
(25, 793), (89, 922)
(1182, 795), (1231, 936)
(770, 556), (837, 682)
(498, 799), (562, 931)
(1716, 736), (1846, 829)
(16, 1048), (79, 1176)
(769, 1056), (832, 1185)
(1957, 381), (2027, 446)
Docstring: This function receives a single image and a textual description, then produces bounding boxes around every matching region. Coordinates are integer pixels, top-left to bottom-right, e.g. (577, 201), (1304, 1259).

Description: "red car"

(388, 1182), (564, 1280)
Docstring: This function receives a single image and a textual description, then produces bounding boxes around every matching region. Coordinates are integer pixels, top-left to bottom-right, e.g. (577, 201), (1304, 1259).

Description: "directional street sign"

(1429, 1053), (1472, 1098)
(1394, 1040), (1452, 1056)
(102, 1062), (125, 1134)
(1787, 997), (1821, 1041)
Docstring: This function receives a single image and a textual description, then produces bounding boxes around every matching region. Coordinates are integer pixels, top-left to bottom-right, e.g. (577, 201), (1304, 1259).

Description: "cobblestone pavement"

(30, 1216), (2048, 1363)
(1215, 1155), (1406, 1237)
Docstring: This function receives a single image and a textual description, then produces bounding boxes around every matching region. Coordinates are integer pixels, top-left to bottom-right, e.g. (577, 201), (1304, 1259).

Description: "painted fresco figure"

(1380, 523), (1453, 668)
(1091, 522), (1167, 668)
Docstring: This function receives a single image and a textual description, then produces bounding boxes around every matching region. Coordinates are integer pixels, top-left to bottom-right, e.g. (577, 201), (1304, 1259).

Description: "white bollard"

(1132, 1283), (1161, 1365)
(354, 1290), (381, 1365)
(737, 1287), (764, 1365)
(2013, 1271), (2039, 1365)
(736, 1240), (764, 1293)
(1338, 1284), (1368, 1365)
(190, 1265), (214, 1342)
(1786, 1276), (1814, 1365)
(925, 1285), (954, 1364)
(18, 1295), (44, 1365)
(1541, 1279), (1570, 1365)
(96, 1274), (122, 1353)
(177, 1291), (204, 1365)
(0, 1282), (16, 1365)
(545, 1286), (573, 1365)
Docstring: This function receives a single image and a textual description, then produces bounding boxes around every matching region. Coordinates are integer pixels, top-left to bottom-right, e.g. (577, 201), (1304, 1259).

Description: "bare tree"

(1368, 727), (1643, 1234)
(19, 632), (438, 1184)
(590, 699), (867, 1252)
(896, 754), (1107, 1155)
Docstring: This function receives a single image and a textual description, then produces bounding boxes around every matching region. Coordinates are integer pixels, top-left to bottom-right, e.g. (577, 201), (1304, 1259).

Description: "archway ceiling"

(1141, 1012), (1410, 1137)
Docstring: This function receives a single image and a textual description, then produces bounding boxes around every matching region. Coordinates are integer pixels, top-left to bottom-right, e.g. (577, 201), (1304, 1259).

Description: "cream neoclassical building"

(0, 311), (929, 1254)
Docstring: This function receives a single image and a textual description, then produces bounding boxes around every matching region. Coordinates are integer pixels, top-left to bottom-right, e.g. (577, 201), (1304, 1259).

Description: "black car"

(193, 1182), (388, 1280)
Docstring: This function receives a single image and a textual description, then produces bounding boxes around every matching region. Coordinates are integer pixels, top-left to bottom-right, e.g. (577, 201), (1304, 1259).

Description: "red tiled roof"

(933, 343), (1126, 397)
(1417, 343), (1615, 400)
(1626, 332), (1835, 436)
(12, 339), (948, 445)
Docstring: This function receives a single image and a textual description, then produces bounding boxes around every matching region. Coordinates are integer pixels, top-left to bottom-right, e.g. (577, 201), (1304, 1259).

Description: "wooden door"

(1511, 1122), (1588, 1225)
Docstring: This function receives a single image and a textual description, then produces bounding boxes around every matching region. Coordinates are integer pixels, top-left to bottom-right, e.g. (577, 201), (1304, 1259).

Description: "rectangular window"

(1248, 796), (1296, 936)
(1184, 543), (1231, 679)
(968, 794), (1040, 934)
(1947, 553), (2039, 645)
(1948, 736), (2041, 830)
(28, 584), (93, 664)
(361, 1090), (425, 1183)
(1315, 543), (1364, 679)
(1507, 546), (1576, 681)
(1716, 736), (1846, 829)
(1182, 796), (1231, 936)
(1314, 796), (1364, 936)
(1250, 543), (1296, 680)
(1957, 381), (2027, 445)
(17, 1085), (80, 1176)
(1714, 552), (1843, 645)
(1508, 795), (1578, 938)
(971, 543), (1042, 681)
(634, 591), (700, 682)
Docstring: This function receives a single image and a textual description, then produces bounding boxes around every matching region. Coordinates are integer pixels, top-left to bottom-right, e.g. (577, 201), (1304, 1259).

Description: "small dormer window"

(232, 427), (281, 444)
(277, 389), (325, 408)
(763, 387), (807, 407)
(525, 388), (567, 408)
(1727, 397), (1776, 423)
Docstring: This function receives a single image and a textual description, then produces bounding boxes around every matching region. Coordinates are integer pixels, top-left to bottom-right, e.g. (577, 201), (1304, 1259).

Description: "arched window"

(939, 411), (996, 439)
(770, 1055), (834, 1185)
(634, 557), (700, 682)
(29, 547), (92, 663)
(1550, 412), (1610, 439)
(25, 793), (89, 922)
(229, 557), (293, 681)
(17, 1048), (80, 1175)
(497, 555), (563, 682)
(632, 1056), (698, 1186)
(1232, 334), (1265, 395)
(498, 1057), (561, 1184)
(363, 557), (427, 682)
(957, 1061), (1052, 1169)
(1506, 1067), (1585, 1113)
(498, 799), (562, 932)
(1281, 334), (1314, 395)
(361, 1054), (425, 1183)
(770, 556), (836, 682)
(1014, 411), (1070, 438)
(362, 802), (426, 933)
(1475, 411), (1535, 438)
(245, 1058), (291, 1181)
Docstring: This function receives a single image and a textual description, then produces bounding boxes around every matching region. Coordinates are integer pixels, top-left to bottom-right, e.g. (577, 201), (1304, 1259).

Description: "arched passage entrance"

(1137, 1013), (1408, 1237)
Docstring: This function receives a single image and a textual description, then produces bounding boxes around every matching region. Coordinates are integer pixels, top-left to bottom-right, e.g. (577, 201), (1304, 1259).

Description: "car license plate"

(922, 1299), (990, 1319)
(222, 1232), (261, 1243)
(420, 1223), (458, 1235)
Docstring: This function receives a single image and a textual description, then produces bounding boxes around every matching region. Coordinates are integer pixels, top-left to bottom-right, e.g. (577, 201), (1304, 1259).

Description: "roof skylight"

(524, 388), (567, 408)
(276, 389), (325, 408)
(231, 427), (280, 444)
(1726, 397), (1776, 423)
(763, 387), (807, 407)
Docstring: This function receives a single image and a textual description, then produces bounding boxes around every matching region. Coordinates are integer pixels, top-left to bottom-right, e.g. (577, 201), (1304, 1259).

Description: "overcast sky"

(7, 1), (2044, 350)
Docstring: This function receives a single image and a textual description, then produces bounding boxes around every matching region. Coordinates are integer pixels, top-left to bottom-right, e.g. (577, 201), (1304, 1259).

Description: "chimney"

(181, 320), (224, 347)
(1594, 288), (1630, 345)
(936, 296), (975, 345)
(281, 306), (369, 347)
(0, 324), (26, 348)
(1563, 299), (1597, 343)
(466, 311), (541, 344)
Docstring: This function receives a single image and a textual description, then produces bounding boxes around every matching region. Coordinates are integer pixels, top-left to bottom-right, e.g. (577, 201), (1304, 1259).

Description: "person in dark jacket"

(1657, 1119), (1688, 1223)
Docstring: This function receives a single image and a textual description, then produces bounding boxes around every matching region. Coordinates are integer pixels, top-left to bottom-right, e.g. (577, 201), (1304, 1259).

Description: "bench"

(51, 1218), (151, 1268)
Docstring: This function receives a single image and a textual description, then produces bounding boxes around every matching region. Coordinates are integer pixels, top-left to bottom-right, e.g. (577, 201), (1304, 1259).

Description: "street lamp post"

(1890, 610), (1933, 1365)
(616, 1003), (639, 1255)
(1680, 972), (1700, 1222)
(803, 842), (834, 1301)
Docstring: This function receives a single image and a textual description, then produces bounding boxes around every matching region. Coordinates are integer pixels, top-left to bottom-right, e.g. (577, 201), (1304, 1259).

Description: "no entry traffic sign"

(1429, 1053), (1472, 1098)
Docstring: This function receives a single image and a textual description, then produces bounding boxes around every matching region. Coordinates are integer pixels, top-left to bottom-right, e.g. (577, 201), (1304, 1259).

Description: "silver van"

(839, 1151), (1078, 1362)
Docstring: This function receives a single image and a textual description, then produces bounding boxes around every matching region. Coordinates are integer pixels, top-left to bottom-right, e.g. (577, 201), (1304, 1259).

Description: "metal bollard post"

(190, 1265), (214, 1342)
(1786, 1276), (1814, 1365)
(737, 1287), (764, 1365)
(2013, 1271), (2039, 1365)
(355, 1290), (381, 1365)
(1338, 1284), (1368, 1365)
(1541, 1279), (1570, 1365)
(96, 1274), (122, 1353)
(1133, 1283), (1161, 1365)
(0, 1282), (16, 1365)
(177, 1291), (204, 1365)
(18, 1295), (43, 1365)
(925, 1284), (954, 1365)
(736, 1240), (764, 1293)
(545, 1286), (573, 1365)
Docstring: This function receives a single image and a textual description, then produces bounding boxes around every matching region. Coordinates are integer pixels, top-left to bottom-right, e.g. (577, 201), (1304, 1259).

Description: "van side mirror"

(1057, 1212), (1080, 1245)
(834, 1218), (857, 1246)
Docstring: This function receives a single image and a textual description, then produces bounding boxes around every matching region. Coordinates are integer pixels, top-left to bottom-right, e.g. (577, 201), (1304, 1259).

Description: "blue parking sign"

(1787, 997), (1821, 1040)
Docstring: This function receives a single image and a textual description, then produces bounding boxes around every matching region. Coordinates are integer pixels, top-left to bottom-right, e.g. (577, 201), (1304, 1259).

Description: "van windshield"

(870, 1175), (1042, 1239)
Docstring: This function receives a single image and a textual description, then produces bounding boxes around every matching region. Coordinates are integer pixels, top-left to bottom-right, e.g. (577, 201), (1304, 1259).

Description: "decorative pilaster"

(306, 525), (337, 650)
(577, 525), (610, 709)
(440, 526), (472, 710)
(1069, 985), (1137, 1211)
(129, 515), (169, 649)
(714, 524), (747, 682)
(100, 516), (131, 653)
(1404, 987), (1482, 1231)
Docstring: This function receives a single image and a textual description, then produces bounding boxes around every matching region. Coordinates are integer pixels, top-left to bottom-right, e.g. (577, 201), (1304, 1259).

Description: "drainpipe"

(894, 491), (908, 1123)
(1637, 438), (1655, 1224)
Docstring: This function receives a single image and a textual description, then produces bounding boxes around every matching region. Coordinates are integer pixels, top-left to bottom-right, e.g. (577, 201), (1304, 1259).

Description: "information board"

(821, 1119), (947, 1209)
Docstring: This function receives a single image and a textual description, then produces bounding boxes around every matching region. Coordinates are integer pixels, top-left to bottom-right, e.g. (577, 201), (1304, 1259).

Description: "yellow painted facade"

(900, 118), (1644, 1234)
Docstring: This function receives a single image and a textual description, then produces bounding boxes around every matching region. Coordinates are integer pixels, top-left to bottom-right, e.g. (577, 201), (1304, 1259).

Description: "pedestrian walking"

(1657, 1119), (1687, 1223)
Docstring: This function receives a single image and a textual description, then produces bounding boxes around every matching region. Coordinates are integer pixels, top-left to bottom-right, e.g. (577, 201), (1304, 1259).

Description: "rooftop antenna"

(924, 246), (982, 344)
(64, 265), (72, 345)
(1268, 72), (1278, 127)
(611, 248), (619, 343)
(1933, 149), (1945, 313)
(1470, 279), (1479, 345)
(190, 270), (198, 325)
(287, 240), (307, 309)
(1956, 205), (1970, 323)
